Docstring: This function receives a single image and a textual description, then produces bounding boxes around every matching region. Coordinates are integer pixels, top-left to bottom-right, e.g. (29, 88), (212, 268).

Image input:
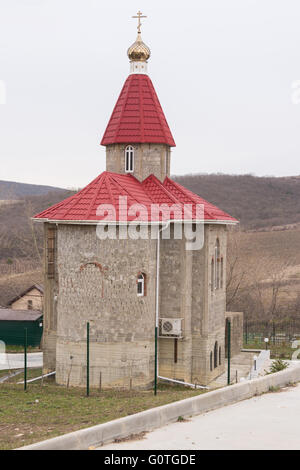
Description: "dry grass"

(0, 381), (207, 450)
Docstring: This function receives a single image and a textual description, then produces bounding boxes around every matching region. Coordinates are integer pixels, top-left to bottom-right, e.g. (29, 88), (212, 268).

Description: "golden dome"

(127, 32), (151, 62)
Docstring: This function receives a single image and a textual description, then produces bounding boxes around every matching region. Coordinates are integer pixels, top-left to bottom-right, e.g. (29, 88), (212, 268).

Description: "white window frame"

(137, 273), (145, 297)
(125, 145), (134, 173)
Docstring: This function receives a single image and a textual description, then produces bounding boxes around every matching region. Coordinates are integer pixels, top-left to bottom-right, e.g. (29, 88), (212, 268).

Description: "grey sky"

(0, 0), (299, 188)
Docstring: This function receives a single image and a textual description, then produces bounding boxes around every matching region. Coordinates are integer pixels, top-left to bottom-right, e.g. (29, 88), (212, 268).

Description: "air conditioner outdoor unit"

(159, 318), (183, 338)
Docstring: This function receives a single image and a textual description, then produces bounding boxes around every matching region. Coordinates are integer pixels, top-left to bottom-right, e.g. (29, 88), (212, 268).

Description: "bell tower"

(101, 12), (175, 182)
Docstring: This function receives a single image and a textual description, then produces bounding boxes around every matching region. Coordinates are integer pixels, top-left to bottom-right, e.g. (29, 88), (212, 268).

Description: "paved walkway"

(0, 352), (43, 370)
(99, 383), (300, 450)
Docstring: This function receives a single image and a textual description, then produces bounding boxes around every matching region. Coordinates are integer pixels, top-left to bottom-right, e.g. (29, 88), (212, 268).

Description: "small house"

(7, 284), (43, 311)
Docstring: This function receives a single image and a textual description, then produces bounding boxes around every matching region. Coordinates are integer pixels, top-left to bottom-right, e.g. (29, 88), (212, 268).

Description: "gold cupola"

(127, 11), (150, 74)
(127, 32), (151, 62)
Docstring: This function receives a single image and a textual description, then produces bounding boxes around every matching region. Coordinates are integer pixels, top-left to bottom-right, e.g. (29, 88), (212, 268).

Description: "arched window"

(214, 341), (218, 368)
(215, 239), (220, 289)
(137, 273), (145, 296)
(211, 258), (214, 292)
(219, 346), (222, 365)
(210, 352), (213, 371)
(125, 145), (134, 173)
(220, 257), (224, 289)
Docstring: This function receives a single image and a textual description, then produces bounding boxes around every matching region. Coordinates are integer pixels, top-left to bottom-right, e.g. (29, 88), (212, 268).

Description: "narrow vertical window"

(219, 346), (222, 365)
(165, 149), (169, 174)
(47, 226), (56, 279)
(211, 258), (214, 292)
(137, 273), (145, 296)
(210, 352), (213, 371)
(125, 145), (134, 173)
(214, 341), (218, 368)
(220, 257), (224, 289)
(215, 238), (220, 289)
(27, 300), (33, 310)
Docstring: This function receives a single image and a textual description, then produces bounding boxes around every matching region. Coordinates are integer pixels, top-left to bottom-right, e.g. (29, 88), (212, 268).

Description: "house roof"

(101, 74), (175, 147)
(33, 172), (237, 224)
(0, 309), (43, 322)
(7, 284), (44, 306)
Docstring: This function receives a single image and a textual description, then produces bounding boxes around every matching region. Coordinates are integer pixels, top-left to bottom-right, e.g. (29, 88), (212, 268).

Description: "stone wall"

(158, 231), (193, 383)
(158, 224), (229, 386)
(41, 220), (239, 388)
(106, 143), (171, 182)
(54, 224), (157, 388)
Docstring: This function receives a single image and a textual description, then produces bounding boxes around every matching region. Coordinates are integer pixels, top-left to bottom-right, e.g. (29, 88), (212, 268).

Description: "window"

(214, 341), (218, 368)
(219, 346), (222, 365)
(212, 238), (223, 292)
(220, 257), (224, 289)
(47, 226), (56, 279)
(125, 145), (134, 173)
(210, 352), (213, 371)
(27, 300), (33, 310)
(215, 239), (220, 290)
(137, 273), (145, 296)
(165, 149), (169, 175)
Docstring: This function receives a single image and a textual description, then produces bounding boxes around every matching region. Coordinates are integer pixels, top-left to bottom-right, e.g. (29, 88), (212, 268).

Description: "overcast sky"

(0, 0), (300, 188)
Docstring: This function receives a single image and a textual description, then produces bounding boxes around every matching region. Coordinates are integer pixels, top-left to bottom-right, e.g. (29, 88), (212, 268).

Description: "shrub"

(268, 359), (289, 374)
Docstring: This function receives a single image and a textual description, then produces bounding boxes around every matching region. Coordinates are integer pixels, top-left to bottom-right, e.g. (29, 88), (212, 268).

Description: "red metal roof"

(34, 172), (237, 224)
(101, 74), (175, 147)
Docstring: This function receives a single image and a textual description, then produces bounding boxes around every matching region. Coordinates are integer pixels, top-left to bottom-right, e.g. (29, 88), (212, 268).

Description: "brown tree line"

(226, 230), (300, 322)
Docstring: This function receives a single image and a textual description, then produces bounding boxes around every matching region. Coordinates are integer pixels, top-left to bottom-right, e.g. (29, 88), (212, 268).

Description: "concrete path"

(0, 352), (43, 370)
(211, 351), (255, 387)
(292, 348), (300, 360)
(98, 383), (300, 450)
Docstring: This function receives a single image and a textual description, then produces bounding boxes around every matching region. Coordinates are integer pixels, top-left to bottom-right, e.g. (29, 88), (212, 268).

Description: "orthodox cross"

(132, 11), (147, 34)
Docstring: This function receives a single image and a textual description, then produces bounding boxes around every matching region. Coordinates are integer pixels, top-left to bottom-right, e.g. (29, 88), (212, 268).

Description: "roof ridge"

(109, 173), (147, 206)
(113, 77), (133, 143)
(85, 173), (106, 219)
(165, 177), (219, 220)
(139, 75), (145, 142)
(148, 78), (171, 145)
(143, 174), (181, 205)
(105, 172), (116, 206)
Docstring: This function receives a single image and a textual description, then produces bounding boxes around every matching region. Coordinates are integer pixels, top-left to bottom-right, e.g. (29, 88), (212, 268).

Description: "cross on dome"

(127, 11), (151, 67)
(132, 10), (147, 34)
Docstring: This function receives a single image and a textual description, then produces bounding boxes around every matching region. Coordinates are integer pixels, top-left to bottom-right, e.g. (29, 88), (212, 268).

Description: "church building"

(34, 13), (242, 388)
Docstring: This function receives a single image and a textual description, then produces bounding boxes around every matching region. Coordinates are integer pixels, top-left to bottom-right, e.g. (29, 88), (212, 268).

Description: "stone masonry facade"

(106, 143), (171, 182)
(42, 220), (240, 388)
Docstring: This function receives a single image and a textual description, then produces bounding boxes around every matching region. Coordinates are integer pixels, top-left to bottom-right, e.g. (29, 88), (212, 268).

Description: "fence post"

(86, 322), (90, 397)
(24, 328), (27, 391)
(227, 321), (231, 386)
(154, 326), (158, 395)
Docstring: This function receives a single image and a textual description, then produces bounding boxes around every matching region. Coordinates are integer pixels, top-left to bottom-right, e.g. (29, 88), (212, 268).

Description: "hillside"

(173, 174), (300, 229)
(0, 174), (300, 262)
(0, 189), (74, 260)
(0, 180), (64, 200)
